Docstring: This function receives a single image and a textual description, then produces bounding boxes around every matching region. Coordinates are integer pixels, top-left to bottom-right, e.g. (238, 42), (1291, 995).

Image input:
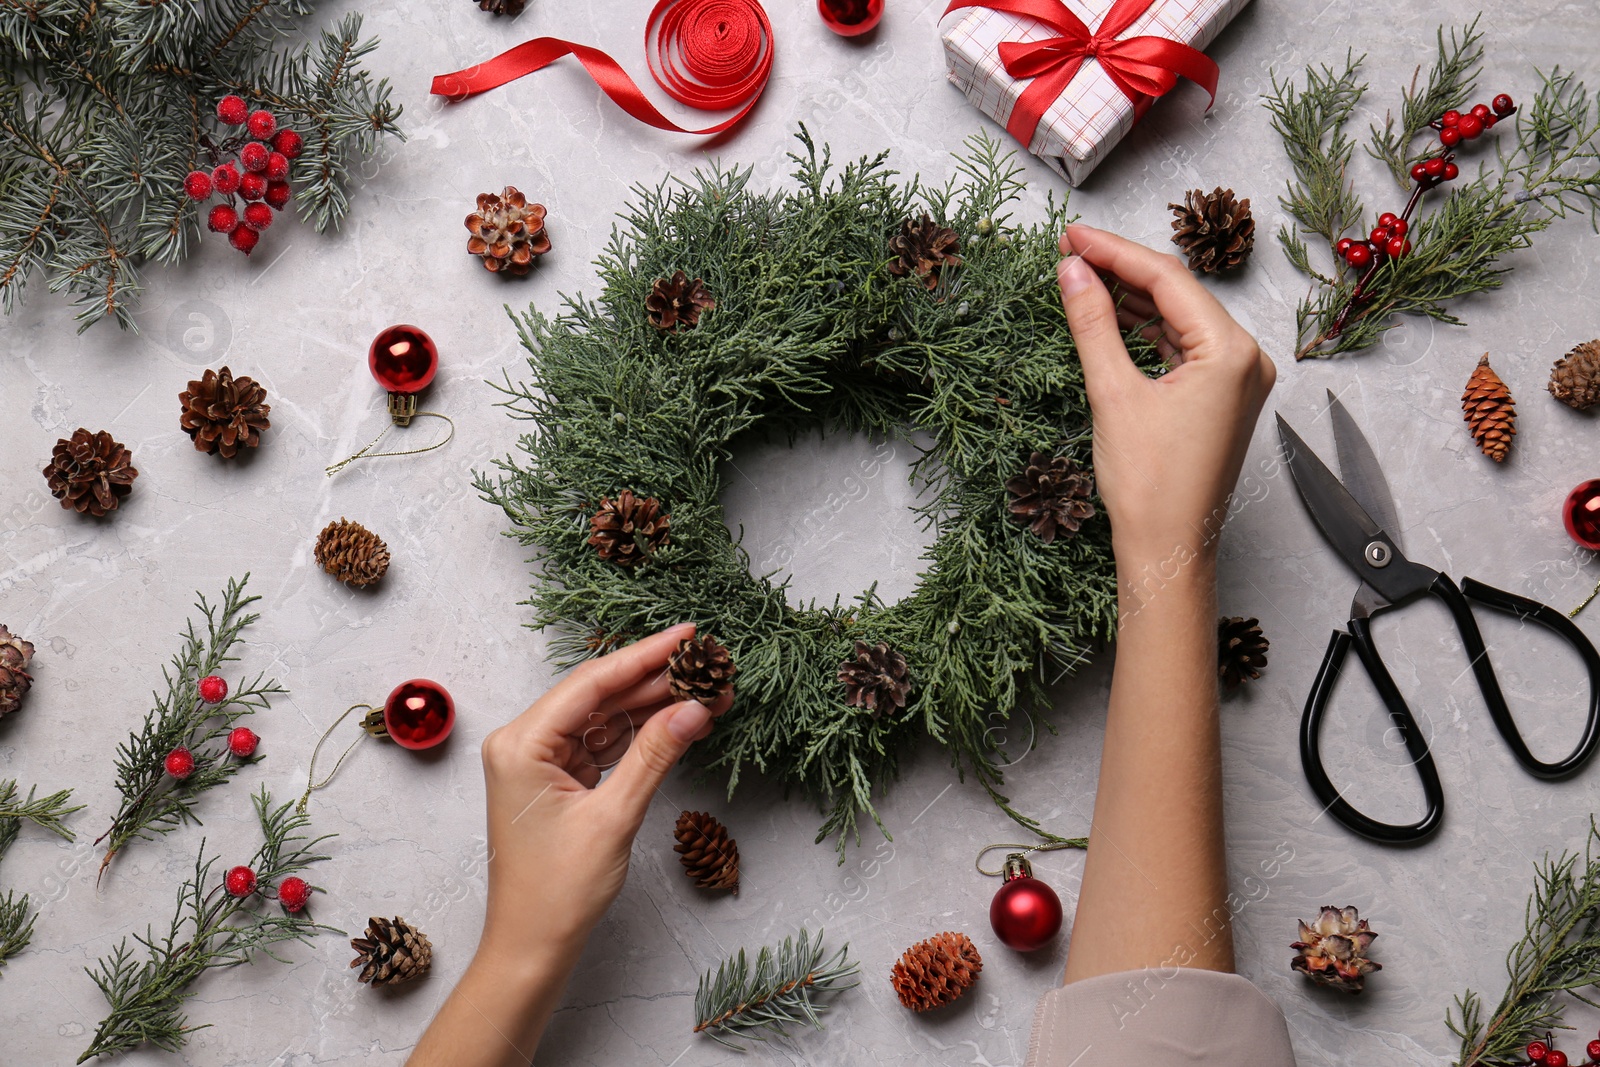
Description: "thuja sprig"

(0, 778), (79, 973)
(78, 788), (337, 1063)
(0, 890), (34, 971)
(693, 927), (858, 1049)
(1370, 17), (1485, 187)
(95, 575), (283, 880)
(1266, 50), (1367, 272)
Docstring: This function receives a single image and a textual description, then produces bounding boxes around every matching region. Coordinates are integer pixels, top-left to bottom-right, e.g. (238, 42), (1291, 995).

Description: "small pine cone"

(646, 271), (716, 331)
(1291, 905), (1380, 994)
(838, 640), (911, 717)
(0, 625), (35, 719)
(887, 215), (962, 289)
(668, 634), (737, 705)
(179, 366), (271, 457)
(1169, 187), (1255, 274)
(43, 429), (138, 517)
(315, 518), (391, 588)
(890, 931), (982, 1012)
(1005, 451), (1095, 543)
(673, 810), (739, 893)
(1218, 616), (1269, 690)
(587, 490), (671, 567)
(1461, 354), (1517, 462)
(475, 0), (525, 13)
(465, 187), (550, 275)
(350, 916), (433, 986)
(1549, 339), (1600, 411)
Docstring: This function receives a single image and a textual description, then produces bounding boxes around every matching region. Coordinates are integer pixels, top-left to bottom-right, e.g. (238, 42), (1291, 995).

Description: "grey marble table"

(4, 0), (1600, 1063)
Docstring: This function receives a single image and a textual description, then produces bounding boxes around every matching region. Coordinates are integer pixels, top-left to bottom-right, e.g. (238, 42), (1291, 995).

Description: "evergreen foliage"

(693, 927), (857, 1048)
(0, 778), (80, 973)
(480, 130), (1161, 856)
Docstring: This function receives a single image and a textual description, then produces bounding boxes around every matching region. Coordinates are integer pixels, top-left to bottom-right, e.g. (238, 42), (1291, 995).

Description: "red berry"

(240, 142), (269, 173)
(183, 170), (213, 200)
(164, 747), (195, 780)
(1424, 157), (1447, 177)
(246, 110), (277, 140)
(1441, 109), (1460, 126)
(1493, 93), (1514, 116)
(264, 181), (292, 210)
(1443, 162), (1460, 181)
(1386, 236), (1410, 258)
(1528, 1041), (1549, 1062)
(1587, 1040), (1600, 1061)
(207, 204), (238, 233)
(211, 163), (241, 195)
(217, 95), (249, 125)
(1470, 103), (1491, 121)
(264, 152), (290, 181)
(1389, 218), (1408, 237)
(1548, 1051), (1569, 1067)
(1482, 113), (1497, 129)
(272, 129), (304, 160)
(198, 675), (228, 703)
(1439, 126), (1462, 147)
(242, 202), (274, 231)
(1335, 237), (1353, 256)
(1369, 226), (1391, 246)
(228, 726), (260, 757)
(225, 865), (258, 897)
(277, 876), (311, 912)
(1377, 212), (1399, 228)
(1345, 242), (1372, 268)
(238, 173), (266, 201)
(229, 223), (260, 254)
(1458, 114), (1484, 139)
(1410, 162), (1429, 182)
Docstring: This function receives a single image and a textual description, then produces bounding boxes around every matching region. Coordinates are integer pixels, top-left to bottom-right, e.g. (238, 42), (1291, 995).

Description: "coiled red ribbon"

(431, 0), (773, 136)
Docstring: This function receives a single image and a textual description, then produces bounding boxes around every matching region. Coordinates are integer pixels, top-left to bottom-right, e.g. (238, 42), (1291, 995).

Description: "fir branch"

(95, 575), (284, 879)
(693, 927), (858, 1049)
(1370, 18), (1485, 188)
(1265, 52), (1367, 247)
(78, 788), (337, 1062)
(0, 779), (82, 846)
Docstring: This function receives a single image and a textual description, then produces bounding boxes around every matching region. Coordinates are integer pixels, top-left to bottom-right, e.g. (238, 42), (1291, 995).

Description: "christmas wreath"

(481, 131), (1160, 854)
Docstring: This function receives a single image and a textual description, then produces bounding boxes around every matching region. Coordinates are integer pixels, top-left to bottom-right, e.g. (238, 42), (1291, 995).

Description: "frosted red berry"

(238, 173), (266, 201)
(207, 205), (238, 233)
(1547, 1051), (1569, 1067)
(225, 865), (258, 897)
(246, 110), (277, 140)
(164, 747), (195, 780)
(264, 152), (290, 182)
(1493, 93), (1514, 115)
(229, 223), (260, 254)
(1443, 162), (1460, 181)
(217, 95), (249, 125)
(183, 171), (213, 200)
(199, 675), (229, 703)
(228, 726), (260, 757)
(243, 202), (274, 231)
(212, 163), (241, 195)
(1440, 126), (1461, 147)
(240, 142), (269, 174)
(1458, 114), (1484, 139)
(1345, 243), (1372, 268)
(277, 876), (311, 912)
(264, 181), (292, 210)
(272, 129), (304, 159)
(1528, 1041), (1549, 1062)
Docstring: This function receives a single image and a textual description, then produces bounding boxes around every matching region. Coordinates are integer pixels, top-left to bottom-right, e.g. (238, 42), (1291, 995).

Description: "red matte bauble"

(1565, 479), (1600, 550)
(990, 855), (1063, 952)
(369, 325), (439, 395)
(818, 0), (882, 35)
(383, 678), (455, 750)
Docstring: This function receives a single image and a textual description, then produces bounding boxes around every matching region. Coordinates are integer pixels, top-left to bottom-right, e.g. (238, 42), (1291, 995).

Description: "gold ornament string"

(325, 410), (455, 477)
(1571, 577), (1600, 619)
(974, 835), (1088, 877)
(297, 703), (378, 812)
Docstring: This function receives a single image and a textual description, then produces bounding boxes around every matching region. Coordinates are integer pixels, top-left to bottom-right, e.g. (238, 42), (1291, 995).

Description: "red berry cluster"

(1525, 1031), (1600, 1067)
(1336, 212), (1412, 270)
(160, 676), (262, 780)
(1434, 93), (1516, 149)
(182, 96), (304, 256)
(223, 865), (313, 912)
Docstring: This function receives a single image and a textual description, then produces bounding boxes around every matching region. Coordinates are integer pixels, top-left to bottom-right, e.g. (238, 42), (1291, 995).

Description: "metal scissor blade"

(1327, 391), (1402, 550)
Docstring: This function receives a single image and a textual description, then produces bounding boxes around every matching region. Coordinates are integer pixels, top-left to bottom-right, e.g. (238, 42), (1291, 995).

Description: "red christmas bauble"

(818, 0), (882, 35)
(369, 325), (439, 395)
(383, 678), (455, 750)
(1565, 479), (1600, 551)
(989, 854), (1063, 952)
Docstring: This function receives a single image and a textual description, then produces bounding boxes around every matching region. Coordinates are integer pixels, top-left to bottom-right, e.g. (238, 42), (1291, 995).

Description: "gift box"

(941, 0), (1252, 185)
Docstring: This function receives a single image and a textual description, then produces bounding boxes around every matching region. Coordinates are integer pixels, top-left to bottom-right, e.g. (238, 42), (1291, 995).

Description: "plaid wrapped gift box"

(941, 0), (1252, 185)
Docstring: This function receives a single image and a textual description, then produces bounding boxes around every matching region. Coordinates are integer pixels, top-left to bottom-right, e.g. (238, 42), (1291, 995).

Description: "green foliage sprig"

(79, 788), (336, 1062)
(0, 778), (80, 973)
(694, 927), (858, 1049)
(1369, 18), (1485, 187)
(96, 575), (283, 879)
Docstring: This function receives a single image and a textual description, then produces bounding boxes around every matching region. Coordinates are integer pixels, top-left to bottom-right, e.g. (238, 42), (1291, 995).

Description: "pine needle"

(0, 778), (79, 974)
(693, 927), (858, 1049)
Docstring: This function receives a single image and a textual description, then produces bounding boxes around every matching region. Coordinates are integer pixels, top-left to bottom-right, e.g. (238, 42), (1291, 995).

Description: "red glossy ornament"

(989, 854), (1063, 952)
(818, 0), (882, 35)
(377, 678), (455, 750)
(369, 325), (439, 426)
(1565, 479), (1600, 551)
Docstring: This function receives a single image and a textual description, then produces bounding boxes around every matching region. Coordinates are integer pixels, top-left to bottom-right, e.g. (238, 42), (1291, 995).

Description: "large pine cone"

(315, 518), (391, 587)
(887, 215), (961, 289)
(350, 916), (433, 986)
(587, 491), (670, 567)
(1461, 354), (1516, 462)
(667, 634), (736, 705)
(466, 187), (550, 275)
(1169, 187), (1255, 274)
(1005, 451), (1095, 543)
(646, 271), (716, 331)
(1549, 339), (1600, 411)
(673, 810), (739, 893)
(43, 428), (138, 516)
(0, 625), (35, 719)
(838, 640), (910, 717)
(1291, 905), (1380, 994)
(179, 366), (271, 457)
(890, 931), (982, 1012)
(1218, 616), (1269, 690)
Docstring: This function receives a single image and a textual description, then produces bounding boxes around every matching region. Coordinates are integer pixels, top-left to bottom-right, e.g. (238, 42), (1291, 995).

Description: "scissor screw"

(1365, 541), (1392, 568)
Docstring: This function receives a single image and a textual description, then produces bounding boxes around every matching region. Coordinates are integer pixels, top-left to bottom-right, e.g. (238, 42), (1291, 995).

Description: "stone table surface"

(5, 1), (1600, 1064)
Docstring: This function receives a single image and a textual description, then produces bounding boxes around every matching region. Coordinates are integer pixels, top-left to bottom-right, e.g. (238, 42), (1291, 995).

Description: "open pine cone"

(887, 215), (961, 289)
(1218, 616), (1269, 689)
(43, 428), (138, 516)
(179, 366), (271, 457)
(475, 0), (526, 14)
(315, 518), (390, 588)
(1549, 339), (1600, 411)
(350, 916), (433, 986)
(646, 271), (716, 331)
(0, 625), (35, 719)
(891, 931), (982, 1012)
(1005, 451), (1095, 543)
(1462, 354), (1516, 462)
(838, 640), (910, 717)
(1291, 905), (1381, 993)
(587, 490), (670, 567)
(466, 187), (550, 275)
(1169, 187), (1255, 274)
(667, 634), (736, 705)
(673, 810), (739, 893)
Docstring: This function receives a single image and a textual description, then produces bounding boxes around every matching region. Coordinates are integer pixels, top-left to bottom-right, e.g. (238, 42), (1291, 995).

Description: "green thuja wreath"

(479, 129), (1161, 857)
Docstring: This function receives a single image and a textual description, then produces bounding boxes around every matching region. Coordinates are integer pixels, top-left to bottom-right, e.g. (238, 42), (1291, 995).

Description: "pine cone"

(42, 428), (138, 516)
(475, 0), (525, 14)
(646, 271), (716, 331)
(465, 187), (550, 275)
(1291, 905), (1381, 994)
(890, 931), (982, 1012)
(350, 916), (433, 986)
(667, 634), (736, 705)
(1549, 339), (1600, 411)
(838, 640), (911, 717)
(587, 490), (670, 567)
(887, 215), (962, 289)
(673, 810), (739, 893)
(1461, 354), (1516, 462)
(315, 518), (390, 588)
(178, 366), (271, 457)
(1218, 616), (1269, 690)
(0, 625), (35, 719)
(1169, 187), (1255, 274)
(1005, 451), (1095, 543)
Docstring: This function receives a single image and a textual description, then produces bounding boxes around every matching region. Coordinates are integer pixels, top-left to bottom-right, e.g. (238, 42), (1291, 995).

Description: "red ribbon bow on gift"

(943, 0), (1219, 147)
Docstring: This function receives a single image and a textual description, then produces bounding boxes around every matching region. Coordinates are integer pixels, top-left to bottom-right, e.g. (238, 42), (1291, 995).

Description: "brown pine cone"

(668, 634), (736, 705)
(1461, 354), (1516, 462)
(350, 916), (433, 986)
(1005, 451), (1095, 543)
(0, 625), (35, 719)
(890, 931), (982, 1012)
(1549, 339), (1600, 411)
(315, 518), (390, 587)
(1218, 616), (1269, 690)
(1169, 187), (1255, 274)
(475, 0), (525, 14)
(838, 640), (911, 717)
(887, 215), (961, 289)
(587, 490), (670, 567)
(179, 366), (271, 457)
(646, 271), (716, 331)
(1292, 906), (1380, 994)
(466, 187), (550, 275)
(42, 428), (138, 517)
(673, 810), (739, 893)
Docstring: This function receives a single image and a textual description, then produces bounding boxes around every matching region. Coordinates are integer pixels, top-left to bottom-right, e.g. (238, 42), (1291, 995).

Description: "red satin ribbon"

(431, 0), (773, 136)
(943, 0), (1218, 147)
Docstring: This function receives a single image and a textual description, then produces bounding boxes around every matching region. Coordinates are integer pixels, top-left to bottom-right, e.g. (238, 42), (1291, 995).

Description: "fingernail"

(1059, 255), (1092, 297)
(667, 700), (712, 742)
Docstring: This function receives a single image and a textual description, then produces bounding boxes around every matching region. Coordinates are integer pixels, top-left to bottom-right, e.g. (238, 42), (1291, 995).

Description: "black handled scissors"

(1277, 393), (1600, 844)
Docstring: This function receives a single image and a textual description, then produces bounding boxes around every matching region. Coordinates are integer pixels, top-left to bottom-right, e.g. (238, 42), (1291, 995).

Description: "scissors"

(1277, 393), (1600, 844)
